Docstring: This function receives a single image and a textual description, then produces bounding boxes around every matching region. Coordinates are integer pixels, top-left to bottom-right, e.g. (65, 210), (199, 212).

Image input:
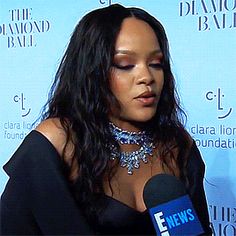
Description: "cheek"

(160, 78), (164, 91)
(156, 72), (164, 91)
(110, 75), (131, 98)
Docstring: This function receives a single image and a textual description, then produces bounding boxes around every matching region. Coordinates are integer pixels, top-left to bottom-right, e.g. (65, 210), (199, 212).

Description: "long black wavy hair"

(42, 4), (190, 222)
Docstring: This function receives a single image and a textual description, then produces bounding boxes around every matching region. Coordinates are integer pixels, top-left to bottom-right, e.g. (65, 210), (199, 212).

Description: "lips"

(135, 91), (157, 105)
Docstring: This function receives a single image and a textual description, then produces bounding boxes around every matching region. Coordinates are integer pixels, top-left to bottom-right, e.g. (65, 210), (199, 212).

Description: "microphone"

(143, 174), (204, 236)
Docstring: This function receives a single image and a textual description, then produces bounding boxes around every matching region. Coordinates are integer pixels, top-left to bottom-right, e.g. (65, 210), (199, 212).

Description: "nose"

(136, 65), (154, 85)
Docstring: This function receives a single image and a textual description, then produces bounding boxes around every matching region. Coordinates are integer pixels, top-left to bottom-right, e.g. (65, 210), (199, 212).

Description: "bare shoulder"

(35, 118), (68, 156)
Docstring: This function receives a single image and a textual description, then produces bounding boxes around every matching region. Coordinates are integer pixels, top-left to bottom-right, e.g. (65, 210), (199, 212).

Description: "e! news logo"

(149, 195), (203, 235)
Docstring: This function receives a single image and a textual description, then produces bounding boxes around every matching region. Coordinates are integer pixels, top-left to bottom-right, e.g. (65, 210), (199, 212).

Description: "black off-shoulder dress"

(1, 130), (212, 235)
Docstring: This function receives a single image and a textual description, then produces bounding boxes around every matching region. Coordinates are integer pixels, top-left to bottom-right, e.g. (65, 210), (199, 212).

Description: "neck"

(108, 120), (155, 175)
(109, 118), (147, 133)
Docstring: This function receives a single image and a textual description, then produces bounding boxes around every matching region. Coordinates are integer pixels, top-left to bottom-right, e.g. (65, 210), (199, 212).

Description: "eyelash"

(149, 63), (164, 69)
(113, 64), (134, 70)
(113, 63), (164, 71)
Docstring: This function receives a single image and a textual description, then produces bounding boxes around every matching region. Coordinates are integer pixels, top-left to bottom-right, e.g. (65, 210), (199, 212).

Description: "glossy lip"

(135, 91), (157, 106)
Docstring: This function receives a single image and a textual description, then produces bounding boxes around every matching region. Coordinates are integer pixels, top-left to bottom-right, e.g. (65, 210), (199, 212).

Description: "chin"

(126, 110), (156, 123)
(134, 116), (155, 123)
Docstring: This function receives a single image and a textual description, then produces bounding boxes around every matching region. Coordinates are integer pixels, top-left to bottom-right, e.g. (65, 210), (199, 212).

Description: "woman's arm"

(186, 141), (212, 235)
(1, 124), (93, 235)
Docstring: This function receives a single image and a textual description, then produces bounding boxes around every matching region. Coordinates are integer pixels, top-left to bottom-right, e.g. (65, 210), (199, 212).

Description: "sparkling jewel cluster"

(109, 122), (154, 175)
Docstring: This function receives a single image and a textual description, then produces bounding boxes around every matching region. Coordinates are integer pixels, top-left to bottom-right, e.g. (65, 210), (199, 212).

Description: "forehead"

(115, 17), (160, 51)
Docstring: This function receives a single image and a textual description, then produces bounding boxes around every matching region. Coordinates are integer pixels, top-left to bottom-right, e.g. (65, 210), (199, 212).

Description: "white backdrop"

(1, 1), (235, 235)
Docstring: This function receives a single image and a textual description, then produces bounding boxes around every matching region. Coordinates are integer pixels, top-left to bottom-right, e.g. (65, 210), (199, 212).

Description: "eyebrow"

(115, 49), (162, 56)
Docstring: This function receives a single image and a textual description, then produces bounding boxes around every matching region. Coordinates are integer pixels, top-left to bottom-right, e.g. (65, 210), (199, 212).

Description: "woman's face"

(109, 17), (164, 128)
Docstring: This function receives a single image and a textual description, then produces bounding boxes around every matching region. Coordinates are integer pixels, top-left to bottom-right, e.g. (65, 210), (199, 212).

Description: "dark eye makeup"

(112, 64), (135, 70)
(149, 63), (164, 69)
(113, 63), (164, 71)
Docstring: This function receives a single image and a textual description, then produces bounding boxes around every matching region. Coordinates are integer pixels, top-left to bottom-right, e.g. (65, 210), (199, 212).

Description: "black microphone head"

(143, 174), (186, 209)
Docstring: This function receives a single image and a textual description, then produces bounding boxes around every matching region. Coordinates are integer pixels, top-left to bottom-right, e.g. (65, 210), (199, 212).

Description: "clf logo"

(99, 0), (112, 5)
(13, 93), (31, 117)
(206, 88), (233, 119)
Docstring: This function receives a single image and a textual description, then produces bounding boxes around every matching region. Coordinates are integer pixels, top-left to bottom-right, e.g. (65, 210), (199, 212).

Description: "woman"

(1, 4), (212, 235)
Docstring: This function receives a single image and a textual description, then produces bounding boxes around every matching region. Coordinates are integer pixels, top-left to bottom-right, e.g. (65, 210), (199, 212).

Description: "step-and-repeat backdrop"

(1, 0), (235, 235)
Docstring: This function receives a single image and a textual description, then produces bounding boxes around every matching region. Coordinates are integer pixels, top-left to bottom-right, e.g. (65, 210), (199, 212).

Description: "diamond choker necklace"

(109, 122), (155, 175)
